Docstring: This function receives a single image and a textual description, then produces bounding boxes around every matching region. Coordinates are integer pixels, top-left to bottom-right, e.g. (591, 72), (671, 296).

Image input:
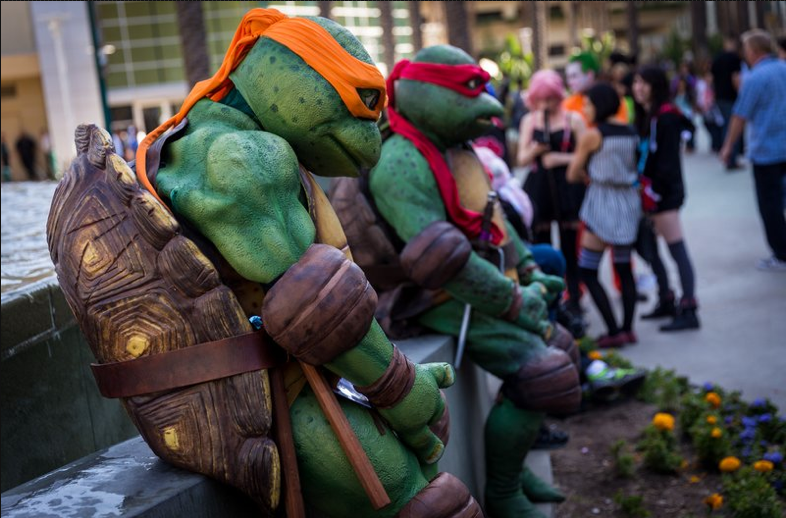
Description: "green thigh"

(419, 299), (548, 379)
(291, 386), (431, 518)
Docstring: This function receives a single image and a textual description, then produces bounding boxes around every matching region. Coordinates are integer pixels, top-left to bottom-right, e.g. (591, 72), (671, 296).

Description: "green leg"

(484, 398), (546, 518)
(419, 299), (563, 517)
(290, 386), (429, 518)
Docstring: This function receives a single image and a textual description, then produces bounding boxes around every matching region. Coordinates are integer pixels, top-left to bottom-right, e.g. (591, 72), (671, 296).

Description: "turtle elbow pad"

(262, 244), (377, 365)
(399, 221), (472, 289)
(502, 347), (581, 415)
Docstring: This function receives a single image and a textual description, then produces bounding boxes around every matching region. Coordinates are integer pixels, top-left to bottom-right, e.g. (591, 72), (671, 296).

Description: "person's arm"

(721, 74), (759, 164)
(541, 114), (587, 169)
(516, 113), (549, 167)
(720, 115), (746, 164)
(566, 128), (600, 184)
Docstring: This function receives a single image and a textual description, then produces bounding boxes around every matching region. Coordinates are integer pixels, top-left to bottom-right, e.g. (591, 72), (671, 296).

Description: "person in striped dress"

(567, 83), (642, 348)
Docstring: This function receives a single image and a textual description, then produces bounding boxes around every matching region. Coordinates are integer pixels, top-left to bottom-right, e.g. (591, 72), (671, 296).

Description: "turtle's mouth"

(329, 135), (363, 173)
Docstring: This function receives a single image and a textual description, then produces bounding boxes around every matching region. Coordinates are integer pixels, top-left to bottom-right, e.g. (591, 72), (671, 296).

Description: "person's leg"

(578, 231), (619, 338)
(559, 225), (582, 308)
(612, 246), (636, 336)
(635, 218), (675, 318)
(718, 100), (741, 168)
(753, 162), (786, 263)
(652, 211), (700, 331)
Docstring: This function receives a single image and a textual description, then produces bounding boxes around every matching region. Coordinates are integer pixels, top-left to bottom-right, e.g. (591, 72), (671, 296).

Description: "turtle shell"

(46, 125), (279, 514)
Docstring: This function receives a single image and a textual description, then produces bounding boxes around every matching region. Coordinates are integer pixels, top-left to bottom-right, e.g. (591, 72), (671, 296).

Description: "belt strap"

(91, 330), (287, 398)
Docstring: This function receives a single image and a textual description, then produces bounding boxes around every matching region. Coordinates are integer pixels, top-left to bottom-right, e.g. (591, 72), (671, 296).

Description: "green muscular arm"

(370, 137), (550, 334)
(508, 221), (565, 301)
(161, 130), (452, 464)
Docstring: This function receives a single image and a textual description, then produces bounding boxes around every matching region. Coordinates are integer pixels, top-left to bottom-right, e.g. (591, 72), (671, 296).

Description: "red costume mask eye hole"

(466, 78), (484, 90)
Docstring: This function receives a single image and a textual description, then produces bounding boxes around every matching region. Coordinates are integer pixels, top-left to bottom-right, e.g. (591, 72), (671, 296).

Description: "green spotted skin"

(155, 18), (454, 517)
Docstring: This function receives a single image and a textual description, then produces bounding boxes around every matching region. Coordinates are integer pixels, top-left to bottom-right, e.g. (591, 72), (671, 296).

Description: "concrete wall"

(1, 2), (37, 56)
(0, 282), (139, 492)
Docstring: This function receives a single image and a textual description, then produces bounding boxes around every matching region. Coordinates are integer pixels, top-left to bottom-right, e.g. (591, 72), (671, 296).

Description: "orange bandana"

(135, 8), (387, 208)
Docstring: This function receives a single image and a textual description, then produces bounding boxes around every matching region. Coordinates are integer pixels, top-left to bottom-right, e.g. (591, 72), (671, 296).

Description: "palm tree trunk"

(318, 1), (333, 20)
(409, 1), (424, 54)
(174, 2), (210, 88)
(627, 1), (640, 60)
(525, 1), (547, 70)
(444, 1), (473, 56)
(379, 1), (396, 72)
(691, 1), (709, 63)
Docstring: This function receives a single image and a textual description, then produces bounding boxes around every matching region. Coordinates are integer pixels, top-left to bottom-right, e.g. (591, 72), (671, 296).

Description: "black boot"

(641, 291), (676, 320)
(660, 298), (700, 332)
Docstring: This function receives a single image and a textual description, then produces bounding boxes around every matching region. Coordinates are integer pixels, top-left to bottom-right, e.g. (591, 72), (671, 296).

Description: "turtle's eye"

(467, 78), (483, 90)
(357, 88), (381, 110)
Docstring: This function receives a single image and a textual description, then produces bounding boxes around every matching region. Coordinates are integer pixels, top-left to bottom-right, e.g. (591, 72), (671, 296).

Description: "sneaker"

(532, 424), (570, 450)
(595, 333), (628, 349)
(586, 361), (647, 401)
(756, 256), (786, 272)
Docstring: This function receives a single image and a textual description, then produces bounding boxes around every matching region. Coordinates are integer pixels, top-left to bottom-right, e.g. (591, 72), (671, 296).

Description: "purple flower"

(724, 416), (733, 425)
(742, 445), (752, 457)
(703, 382), (714, 391)
(764, 451), (784, 464)
(742, 416), (758, 428)
(740, 428), (757, 441)
(751, 398), (767, 408)
(758, 413), (772, 423)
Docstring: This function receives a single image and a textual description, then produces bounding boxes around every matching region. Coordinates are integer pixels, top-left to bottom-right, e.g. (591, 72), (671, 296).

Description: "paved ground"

(569, 140), (786, 409)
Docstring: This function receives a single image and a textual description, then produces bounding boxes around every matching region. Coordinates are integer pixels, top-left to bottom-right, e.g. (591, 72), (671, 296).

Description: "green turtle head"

(230, 17), (382, 177)
(394, 45), (504, 149)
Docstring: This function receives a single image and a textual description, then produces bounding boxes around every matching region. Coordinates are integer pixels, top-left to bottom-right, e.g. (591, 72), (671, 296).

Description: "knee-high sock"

(636, 220), (671, 300)
(667, 240), (695, 301)
(560, 227), (581, 304)
(579, 248), (619, 335)
(612, 247), (636, 332)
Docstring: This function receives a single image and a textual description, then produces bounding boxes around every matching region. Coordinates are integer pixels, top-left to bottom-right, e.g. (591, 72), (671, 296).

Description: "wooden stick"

(270, 367), (306, 518)
(299, 362), (391, 510)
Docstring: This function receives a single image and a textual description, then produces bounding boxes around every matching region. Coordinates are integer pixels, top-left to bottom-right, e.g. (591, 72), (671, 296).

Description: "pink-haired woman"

(517, 69), (587, 314)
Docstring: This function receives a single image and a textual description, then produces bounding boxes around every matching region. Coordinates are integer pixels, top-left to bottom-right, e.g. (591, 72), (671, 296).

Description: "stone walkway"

(576, 146), (786, 409)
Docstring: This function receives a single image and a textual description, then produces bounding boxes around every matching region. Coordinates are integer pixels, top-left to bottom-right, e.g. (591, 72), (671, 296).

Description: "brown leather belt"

(91, 330), (287, 398)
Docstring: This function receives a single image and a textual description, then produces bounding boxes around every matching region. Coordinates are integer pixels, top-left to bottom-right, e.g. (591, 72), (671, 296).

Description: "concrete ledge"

(2, 334), (556, 517)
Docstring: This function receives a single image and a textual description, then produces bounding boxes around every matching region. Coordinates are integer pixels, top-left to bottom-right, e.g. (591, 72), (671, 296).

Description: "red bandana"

(387, 60), (503, 245)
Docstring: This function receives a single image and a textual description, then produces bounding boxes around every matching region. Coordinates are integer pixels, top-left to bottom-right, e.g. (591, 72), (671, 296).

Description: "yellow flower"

(689, 475), (701, 484)
(705, 392), (721, 408)
(711, 427), (722, 438)
(704, 493), (723, 511)
(706, 415), (717, 424)
(754, 460), (774, 473)
(719, 456), (741, 472)
(652, 412), (675, 431)
(588, 350), (603, 361)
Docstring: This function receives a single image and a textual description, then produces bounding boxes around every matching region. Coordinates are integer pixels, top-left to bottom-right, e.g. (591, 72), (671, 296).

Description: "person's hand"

(378, 362), (455, 465)
(719, 143), (731, 166)
(529, 141), (550, 157)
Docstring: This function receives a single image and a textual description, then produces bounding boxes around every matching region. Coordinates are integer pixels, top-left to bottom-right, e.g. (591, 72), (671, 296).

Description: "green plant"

(496, 34), (534, 88)
(637, 367), (688, 412)
(679, 390), (705, 437)
(723, 467), (784, 518)
(614, 490), (651, 518)
(690, 416), (732, 468)
(611, 439), (636, 478)
(578, 30), (616, 68)
(662, 29), (690, 66)
(637, 424), (683, 474)
(601, 350), (633, 369)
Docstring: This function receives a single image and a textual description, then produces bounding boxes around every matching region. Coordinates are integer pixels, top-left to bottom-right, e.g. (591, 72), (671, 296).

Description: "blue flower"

(742, 445), (752, 457)
(742, 416), (758, 428)
(764, 451), (783, 464)
(758, 413), (772, 423)
(740, 428), (757, 441)
(703, 382), (714, 391)
(751, 398), (767, 408)
(724, 416), (733, 425)
(774, 480), (784, 492)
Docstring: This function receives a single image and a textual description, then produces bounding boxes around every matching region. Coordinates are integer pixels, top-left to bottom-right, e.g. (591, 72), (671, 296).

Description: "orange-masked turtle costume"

(48, 9), (482, 518)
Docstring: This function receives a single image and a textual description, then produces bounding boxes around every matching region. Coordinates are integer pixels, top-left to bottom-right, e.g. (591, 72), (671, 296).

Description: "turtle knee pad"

(502, 347), (582, 415)
(396, 472), (483, 518)
(547, 323), (580, 368)
(263, 243), (377, 365)
(400, 221), (471, 289)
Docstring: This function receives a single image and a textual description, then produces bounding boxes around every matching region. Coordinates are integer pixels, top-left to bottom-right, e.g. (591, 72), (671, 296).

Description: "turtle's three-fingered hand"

(378, 362), (455, 465)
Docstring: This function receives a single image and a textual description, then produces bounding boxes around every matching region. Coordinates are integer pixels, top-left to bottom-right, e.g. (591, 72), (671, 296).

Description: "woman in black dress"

(633, 66), (700, 331)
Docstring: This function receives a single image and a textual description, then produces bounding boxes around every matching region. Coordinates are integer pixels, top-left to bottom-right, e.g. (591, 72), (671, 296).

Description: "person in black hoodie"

(633, 66), (700, 331)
